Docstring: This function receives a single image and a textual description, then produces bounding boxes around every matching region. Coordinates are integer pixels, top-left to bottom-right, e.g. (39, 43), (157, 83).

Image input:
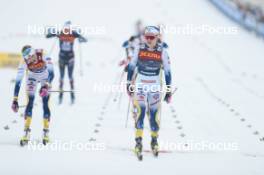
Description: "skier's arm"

(162, 50), (173, 103)
(13, 60), (26, 99)
(127, 47), (139, 82)
(46, 32), (58, 39)
(161, 50), (172, 87)
(78, 35), (87, 43)
(46, 33), (57, 38)
(45, 27), (60, 38)
(44, 56), (54, 83)
(73, 31), (87, 43)
(122, 35), (136, 48)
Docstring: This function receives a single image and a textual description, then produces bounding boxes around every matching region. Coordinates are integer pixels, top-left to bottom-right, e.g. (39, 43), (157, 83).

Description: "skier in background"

(119, 20), (145, 71)
(11, 45), (54, 146)
(46, 21), (87, 104)
(126, 26), (172, 160)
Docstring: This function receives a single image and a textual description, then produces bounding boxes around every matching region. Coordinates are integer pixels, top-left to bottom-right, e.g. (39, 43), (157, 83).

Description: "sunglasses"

(145, 35), (156, 40)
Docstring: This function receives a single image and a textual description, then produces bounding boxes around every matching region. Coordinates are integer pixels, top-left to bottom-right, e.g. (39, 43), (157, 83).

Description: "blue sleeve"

(73, 31), (87, 42)
(48, 70), (54, 83)
(14, 80), (22, 97)
(127, 64), (135, 82)
(161, 50), (172, 86)
(127, 48), (139, 82)
(165, 71), (172, 86)
(46, 28), (58, 38)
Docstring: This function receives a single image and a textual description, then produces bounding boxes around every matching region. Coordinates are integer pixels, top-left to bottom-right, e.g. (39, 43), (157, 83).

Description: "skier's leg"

(40, 74), (51, 131)
(42, 95), (50, 144)
(39, 71), (51, 144)
(132, 89), (146, 157)
(59, 57), (66, 103)
(43, 96), (50, 128)
(148, 91), (161, 137)
(148, 91), (161, 154)
(68, 58), (75, 103)
(20, 76), (37, 144)
(24, 77), (37, 129)
(24, 95), (34, 129)
(134, 89), (147, 139)
(59, 57), (66, 86)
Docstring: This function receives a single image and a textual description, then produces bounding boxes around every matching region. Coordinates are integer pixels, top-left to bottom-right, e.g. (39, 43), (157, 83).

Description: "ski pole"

(48, 90), (74, 93)
(113, 70), (125, 103)
(125, 97), (131, 128)
(117, 91), (123, 109)
(172, 87), (178, 95)
(48, 39), (57, 56)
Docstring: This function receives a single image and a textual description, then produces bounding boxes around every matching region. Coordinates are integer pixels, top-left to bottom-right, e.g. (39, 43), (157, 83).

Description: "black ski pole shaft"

(49, 90), (74, 93)
(125, 97), (131, 128)
(172, 87), (178, 95)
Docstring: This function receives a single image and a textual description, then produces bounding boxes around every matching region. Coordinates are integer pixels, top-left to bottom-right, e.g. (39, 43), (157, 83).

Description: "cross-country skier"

(11, 45), (54, 146)
(126, 26), (172, 160)
(46, 21), (87, 104)
(119, 20), (145, 71)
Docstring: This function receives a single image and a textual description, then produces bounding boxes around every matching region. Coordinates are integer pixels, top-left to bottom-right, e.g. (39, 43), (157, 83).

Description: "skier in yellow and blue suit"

(127, 26), (172, 157)
(11, 45), (54, 146)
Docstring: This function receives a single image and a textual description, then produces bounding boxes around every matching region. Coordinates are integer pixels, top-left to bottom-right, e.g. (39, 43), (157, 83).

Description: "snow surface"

(0, 0), (264, 174)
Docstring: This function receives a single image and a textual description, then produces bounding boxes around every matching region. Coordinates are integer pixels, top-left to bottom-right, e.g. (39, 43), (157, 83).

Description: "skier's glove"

(164, 86), (172, 104)
(12, 97), (19, 113)
(127, 82), (135, 97)
(39, 84), (49, 98)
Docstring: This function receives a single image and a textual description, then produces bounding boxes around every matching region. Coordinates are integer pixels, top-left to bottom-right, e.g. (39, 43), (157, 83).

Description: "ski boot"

(42, 129), (50, 145)
(151, 136), (159, 157)
(20, 128), (31, 146)
(134, 137), (143, 161)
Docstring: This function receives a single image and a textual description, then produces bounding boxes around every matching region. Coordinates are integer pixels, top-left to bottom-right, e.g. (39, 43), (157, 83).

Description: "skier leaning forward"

(11, 45), (54, 146)
(126, 26), (172, 157)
